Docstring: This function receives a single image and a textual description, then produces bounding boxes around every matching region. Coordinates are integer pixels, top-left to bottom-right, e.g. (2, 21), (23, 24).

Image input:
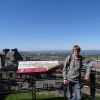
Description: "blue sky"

(0, 0), (100, 51)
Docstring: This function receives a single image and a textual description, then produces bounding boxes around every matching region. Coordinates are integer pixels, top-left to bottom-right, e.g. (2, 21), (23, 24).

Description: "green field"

(0, 92), (100, 100)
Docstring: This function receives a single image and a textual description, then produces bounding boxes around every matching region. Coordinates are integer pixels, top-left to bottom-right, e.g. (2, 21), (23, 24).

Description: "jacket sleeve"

(85, 65), (91, 77)
(63, 55), (70, 80)
(82, 58), (91, 77)
(85, 60), (93, 77)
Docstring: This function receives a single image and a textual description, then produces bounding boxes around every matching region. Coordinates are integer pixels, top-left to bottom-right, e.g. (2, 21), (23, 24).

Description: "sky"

(0, 0), (100, 51)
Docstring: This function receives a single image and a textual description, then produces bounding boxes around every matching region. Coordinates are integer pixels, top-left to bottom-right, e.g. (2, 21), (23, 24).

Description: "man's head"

(73, 45), (81, 57)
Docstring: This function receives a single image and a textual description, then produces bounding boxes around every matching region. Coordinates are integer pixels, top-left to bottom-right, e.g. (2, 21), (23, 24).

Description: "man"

(63, 45), (89, 100)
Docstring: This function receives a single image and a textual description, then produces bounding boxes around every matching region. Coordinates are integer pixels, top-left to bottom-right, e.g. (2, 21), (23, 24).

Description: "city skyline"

(0, 0), (100, 51)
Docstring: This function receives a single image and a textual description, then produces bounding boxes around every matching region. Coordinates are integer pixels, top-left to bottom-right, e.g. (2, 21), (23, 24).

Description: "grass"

(0, 92), (100, 100)
(0, 92), (32, 100)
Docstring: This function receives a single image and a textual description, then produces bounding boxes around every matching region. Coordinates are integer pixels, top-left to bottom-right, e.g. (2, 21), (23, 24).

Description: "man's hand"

(84, 76), (89, 81)
(63, 79), (68, 85)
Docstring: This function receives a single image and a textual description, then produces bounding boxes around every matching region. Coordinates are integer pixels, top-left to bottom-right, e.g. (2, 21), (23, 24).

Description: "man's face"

(73, 49), (80, 57)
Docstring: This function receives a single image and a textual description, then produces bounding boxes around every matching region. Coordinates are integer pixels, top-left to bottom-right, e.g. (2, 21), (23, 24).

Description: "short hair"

(73, 45), (81, 52)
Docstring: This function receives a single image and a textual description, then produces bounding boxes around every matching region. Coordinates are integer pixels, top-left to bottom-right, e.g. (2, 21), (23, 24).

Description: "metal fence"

(0, 74), (36, 100)
(0, 69), (100, 100)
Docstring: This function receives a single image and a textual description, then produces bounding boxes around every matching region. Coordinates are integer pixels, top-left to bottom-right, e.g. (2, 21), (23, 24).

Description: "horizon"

(1, 48), (100, 52)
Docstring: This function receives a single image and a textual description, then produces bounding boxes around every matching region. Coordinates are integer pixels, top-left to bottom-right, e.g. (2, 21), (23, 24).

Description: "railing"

(0, 74), (36, 100)
(0, 66), (100, 100)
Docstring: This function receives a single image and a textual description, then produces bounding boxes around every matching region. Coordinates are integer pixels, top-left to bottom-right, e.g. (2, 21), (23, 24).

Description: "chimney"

(3, 49), (10, 54)
(11, 48), (17, 52)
